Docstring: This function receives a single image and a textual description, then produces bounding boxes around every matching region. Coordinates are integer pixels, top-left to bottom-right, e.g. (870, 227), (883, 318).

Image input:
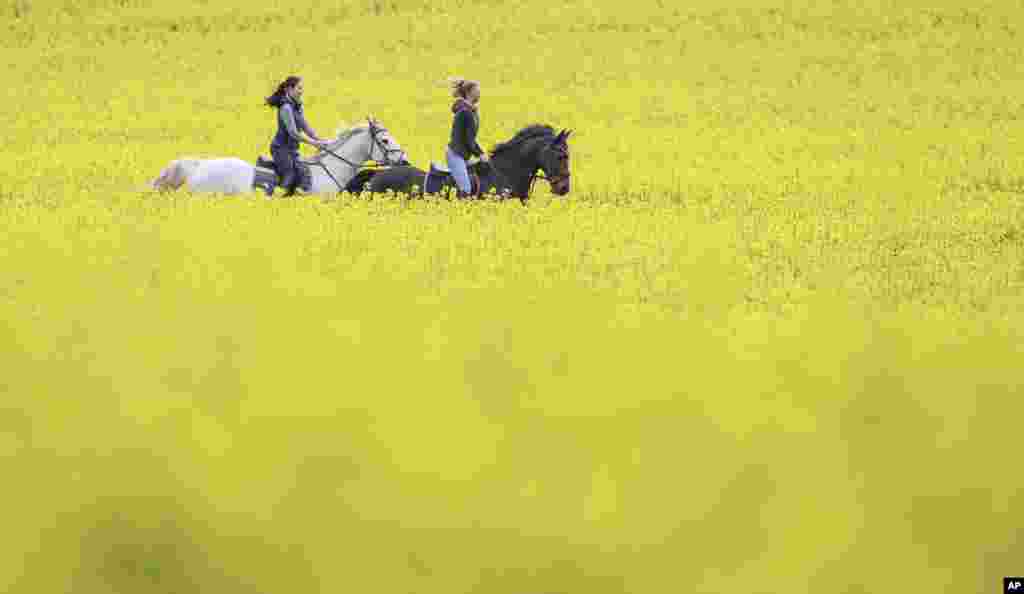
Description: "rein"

(309, 123), (403, 193)
(311, 145), (359, 192)
(528, 169), (546, 198)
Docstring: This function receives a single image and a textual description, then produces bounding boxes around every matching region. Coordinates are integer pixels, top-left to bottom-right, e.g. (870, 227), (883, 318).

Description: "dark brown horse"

(347, 124), (572, 202)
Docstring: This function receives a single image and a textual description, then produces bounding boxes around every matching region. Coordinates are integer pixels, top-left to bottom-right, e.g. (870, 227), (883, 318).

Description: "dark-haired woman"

(266, 76), (328, 196)
(445, 77), (487, 197)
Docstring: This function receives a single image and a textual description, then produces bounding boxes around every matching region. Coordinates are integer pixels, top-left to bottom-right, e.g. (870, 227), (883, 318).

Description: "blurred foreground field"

(3, 0), (1024, 592)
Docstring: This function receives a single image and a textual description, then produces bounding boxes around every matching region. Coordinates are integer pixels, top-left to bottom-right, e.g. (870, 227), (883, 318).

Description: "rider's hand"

(480, 153), (489, 162)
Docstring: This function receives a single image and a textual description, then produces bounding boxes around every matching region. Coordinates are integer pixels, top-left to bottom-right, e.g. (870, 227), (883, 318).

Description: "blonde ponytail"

(446, 76), (479, 99)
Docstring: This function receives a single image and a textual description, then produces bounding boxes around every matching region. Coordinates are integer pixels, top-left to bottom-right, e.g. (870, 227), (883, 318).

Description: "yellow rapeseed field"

(3, 1), (1023, 592)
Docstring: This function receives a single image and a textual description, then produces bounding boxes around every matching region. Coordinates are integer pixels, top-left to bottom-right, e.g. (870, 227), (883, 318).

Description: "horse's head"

(539, 129), (572, 196)
(364, 116), (410, 166)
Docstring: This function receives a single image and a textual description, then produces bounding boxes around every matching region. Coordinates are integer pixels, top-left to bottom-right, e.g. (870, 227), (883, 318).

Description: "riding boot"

(273, 147), (300, 197)
(280, 172), (298, 197)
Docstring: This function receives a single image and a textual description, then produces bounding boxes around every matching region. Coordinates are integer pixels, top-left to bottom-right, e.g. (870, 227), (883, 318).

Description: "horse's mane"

(490, 124), (556, 157)
(305, 123), (370, 163)
(328, 123), (365, 146)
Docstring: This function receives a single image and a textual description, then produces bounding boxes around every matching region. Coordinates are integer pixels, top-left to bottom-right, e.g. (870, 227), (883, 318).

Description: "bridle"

(527, 141), (570, 197)
(311, 121), (406, 192)
(366, 119), (408, 165)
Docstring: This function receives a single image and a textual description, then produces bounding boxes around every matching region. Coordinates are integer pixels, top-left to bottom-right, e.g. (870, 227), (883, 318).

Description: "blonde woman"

(445, 77), (487, 197)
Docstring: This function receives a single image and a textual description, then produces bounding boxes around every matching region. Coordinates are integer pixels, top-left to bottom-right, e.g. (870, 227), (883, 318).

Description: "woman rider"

(445, 77), (487, 198)
(265, 76), (329, 196)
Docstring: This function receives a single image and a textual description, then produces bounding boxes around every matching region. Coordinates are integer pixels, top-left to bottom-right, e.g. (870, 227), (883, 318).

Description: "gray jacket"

(271, 97), (316, 151)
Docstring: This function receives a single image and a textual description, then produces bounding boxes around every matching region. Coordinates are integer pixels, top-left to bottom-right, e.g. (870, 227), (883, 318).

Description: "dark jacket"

(448, 99), (483, 159)
(271, 96), (312, 152)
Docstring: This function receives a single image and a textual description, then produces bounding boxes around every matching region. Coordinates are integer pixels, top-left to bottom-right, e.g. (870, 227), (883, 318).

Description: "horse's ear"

(554, 129), (567, 144)
(564, 130), (573, 141)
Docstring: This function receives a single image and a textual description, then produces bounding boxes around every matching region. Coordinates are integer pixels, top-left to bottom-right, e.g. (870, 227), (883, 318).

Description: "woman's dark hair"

(266, 75), (302, 108)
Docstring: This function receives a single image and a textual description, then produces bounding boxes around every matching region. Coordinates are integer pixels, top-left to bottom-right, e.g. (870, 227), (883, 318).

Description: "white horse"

(150, 118), (409, 195)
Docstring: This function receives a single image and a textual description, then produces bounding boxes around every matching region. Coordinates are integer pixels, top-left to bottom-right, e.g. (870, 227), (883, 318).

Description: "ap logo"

(1006, 577), (1024, 593)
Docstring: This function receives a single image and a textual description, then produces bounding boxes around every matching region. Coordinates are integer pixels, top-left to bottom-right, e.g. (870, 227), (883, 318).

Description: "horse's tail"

(150, 169), (168, 191)
(151, 161), (181, 192)
(151, 159), (196, 192)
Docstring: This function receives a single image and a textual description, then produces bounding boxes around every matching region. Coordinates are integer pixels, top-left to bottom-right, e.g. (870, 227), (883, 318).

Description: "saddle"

(255, 155), (313, 192)
(255, 155), (276, 172)
(256, 155), (319, 172)
(424, 161), (481, 197)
